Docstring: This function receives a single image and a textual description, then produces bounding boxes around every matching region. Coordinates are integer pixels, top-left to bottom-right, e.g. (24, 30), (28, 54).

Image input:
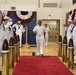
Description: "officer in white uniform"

(33, 20), (45, 56)
(3, 16), (13, 43)
(13, 22), (17, 36)
(64, 19), (74, 58)
(0, 12), (5, 57)
(72, 17), (76, 65)
(44, 23), (50, 46)
(8, 18), (13, 39)
(65, 19), (74, 46)
(13, 21), (23, 47)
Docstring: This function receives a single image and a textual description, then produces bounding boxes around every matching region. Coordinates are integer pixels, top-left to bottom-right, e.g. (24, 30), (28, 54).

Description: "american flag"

(65, 9), (76, 24)
(66, 10), (73, 23)
(66, 8), (76, 22)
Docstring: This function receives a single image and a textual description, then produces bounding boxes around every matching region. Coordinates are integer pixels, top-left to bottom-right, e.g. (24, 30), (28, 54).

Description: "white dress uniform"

(14, 24), (23, 47)
(8, 19), (13, 39)
(44, 27), (50, 46)
(4, 22), (13, 43)
(65, 23), (74, 58)
(33, 25), (45, 55)
(9, 25), (13, 39)
(13, 24), (17, 29)
(72, 26), (76, 64)
(66, 23), (74, 46)
(0, 24), (5, 56)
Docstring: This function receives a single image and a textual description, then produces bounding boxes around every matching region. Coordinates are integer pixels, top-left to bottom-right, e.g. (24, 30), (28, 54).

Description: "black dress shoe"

(0, 71), (2, 75)
(32, 52), (35, 56)
(74, 63), (76, 66)
(41, 54), (43, 57)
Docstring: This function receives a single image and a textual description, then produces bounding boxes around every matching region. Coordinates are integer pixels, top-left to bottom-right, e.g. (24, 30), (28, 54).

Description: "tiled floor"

(0, 43), (76, 75)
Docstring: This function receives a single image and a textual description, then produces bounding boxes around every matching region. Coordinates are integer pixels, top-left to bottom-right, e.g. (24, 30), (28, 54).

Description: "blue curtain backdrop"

(9, 11), (36, 45)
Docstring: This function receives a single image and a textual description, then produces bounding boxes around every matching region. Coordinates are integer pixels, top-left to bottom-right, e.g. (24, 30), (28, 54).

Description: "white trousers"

(4, 30), (10, 43)
(0, 45), (2, 57)
(74, 55), (76, 64)
(73, 40), (76, 64)
(44, 34), (48, 46)
(73, 40), (76, 55)
(9, 30), (13, 40)
(17, 33), (22, 47)
(0, 39), (4, 56)
(67, 38), (71, 58)
(36, 36), (44, 55)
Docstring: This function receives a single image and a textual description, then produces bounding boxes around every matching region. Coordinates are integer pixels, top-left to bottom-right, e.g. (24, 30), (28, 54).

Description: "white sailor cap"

(67, 19), (72, 22)
(4, 16), (10, 20)
(8, 17), (13, 21)
(17, 21), (21, 23)
(74, 16), (76, 19)
(10, 18), (12, 21)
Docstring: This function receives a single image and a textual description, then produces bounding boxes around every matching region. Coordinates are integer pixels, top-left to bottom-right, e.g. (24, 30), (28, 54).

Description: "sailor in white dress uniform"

(64, 19), (74, 46)
(13, 21), (23, 47)
(0, 12), (5, 57)
(64, 19), (74, 58)
(3, 16), (13, 43)
(44, 23), (50, 46)
(8, 18), (13, 39)
(33, 20), (45, 56)
(72, 17), (76, 65)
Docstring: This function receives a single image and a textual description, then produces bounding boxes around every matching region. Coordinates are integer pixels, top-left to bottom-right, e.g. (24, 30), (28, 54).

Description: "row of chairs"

(58, 35), (74, 69)
(1, 35), (20, 75)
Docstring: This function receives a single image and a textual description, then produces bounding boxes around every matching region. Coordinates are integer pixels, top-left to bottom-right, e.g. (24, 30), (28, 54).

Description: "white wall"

(0, 0), (5, 4)
(62, 0), (76, 36)
(0, 4), (37, 11)
(0, 0), (63, 36)
(62, 0), (76, 8)
(0, 0), (37, 5)
(0, 0), (62, 8)
(37, 8), (63, 36)
(37, 8), (62, 19)
(62, 0), (76, 23)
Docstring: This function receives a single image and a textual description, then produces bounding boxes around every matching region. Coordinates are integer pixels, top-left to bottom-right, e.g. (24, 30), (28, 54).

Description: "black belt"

(38, 35), (41, 37)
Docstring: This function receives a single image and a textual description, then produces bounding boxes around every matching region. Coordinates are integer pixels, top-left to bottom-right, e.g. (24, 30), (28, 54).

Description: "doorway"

(42, 19), (60, 43)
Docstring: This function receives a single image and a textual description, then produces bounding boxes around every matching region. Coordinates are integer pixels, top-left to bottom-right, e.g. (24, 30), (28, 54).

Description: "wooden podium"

(24, 26), (30, 48)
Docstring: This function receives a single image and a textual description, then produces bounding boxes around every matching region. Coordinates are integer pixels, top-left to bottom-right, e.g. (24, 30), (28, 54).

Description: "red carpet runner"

(12, 56), (74, 75)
